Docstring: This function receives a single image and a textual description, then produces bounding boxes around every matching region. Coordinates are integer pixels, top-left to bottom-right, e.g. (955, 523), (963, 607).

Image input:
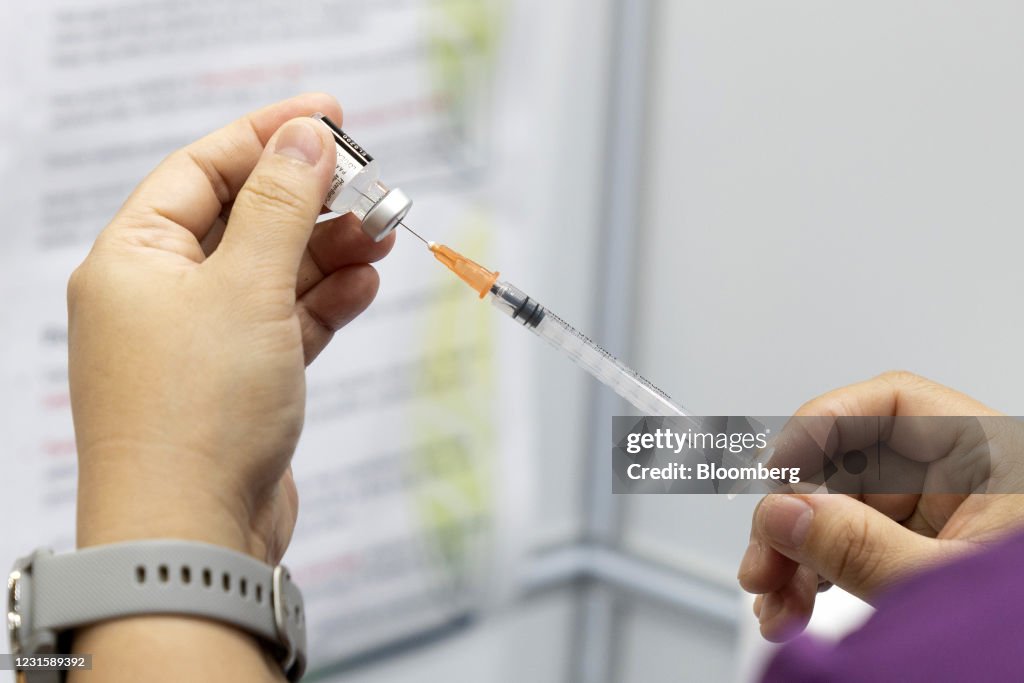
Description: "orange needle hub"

(429, 242), (500, 298)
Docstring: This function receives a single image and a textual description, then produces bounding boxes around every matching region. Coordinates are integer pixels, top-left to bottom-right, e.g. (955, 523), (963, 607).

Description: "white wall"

(324, 592), (576, 683)
(620, 2), (1024, 681)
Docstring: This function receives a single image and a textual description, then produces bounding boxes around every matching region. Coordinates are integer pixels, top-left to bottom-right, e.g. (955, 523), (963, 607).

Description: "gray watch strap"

(13, 540), (306, 681)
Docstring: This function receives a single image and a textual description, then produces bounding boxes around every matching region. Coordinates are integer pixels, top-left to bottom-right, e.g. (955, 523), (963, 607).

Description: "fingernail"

(759, 592), (783, 625)
(762, 496), (813, 550)
(737, 540), (762, 580)
(274, 120), (324, 165)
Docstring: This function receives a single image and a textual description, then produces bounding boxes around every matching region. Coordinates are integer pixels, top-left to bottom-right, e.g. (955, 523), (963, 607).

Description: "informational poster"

(0, 0), (534, 673)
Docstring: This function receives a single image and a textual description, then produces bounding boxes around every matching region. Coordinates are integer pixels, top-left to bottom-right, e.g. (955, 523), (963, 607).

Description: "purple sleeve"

(760, 529), (1024, 683)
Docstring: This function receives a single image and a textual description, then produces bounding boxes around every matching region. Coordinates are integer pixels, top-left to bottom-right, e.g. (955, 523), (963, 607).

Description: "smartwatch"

(6, 540), (307, 682)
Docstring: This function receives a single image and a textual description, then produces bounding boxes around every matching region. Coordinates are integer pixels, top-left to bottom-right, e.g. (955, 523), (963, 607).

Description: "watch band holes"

(202, 568), (212, 587)
(135, 565), (146, 584)
(255, 584), (263, 603)
(294, 605), (301, 621)
(222, 572), (231, 592)
(181, 566), (192, 584)
(158, 565), (169, 583)
(240, 578), (248, 598)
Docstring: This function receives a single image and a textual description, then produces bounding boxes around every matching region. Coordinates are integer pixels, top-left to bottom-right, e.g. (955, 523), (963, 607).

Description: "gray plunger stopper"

(361, 188), (412, 242)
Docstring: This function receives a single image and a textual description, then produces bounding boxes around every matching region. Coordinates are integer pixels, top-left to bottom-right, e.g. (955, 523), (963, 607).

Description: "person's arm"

(759, 526), (1024, 682)
(65, 93), (394, 682)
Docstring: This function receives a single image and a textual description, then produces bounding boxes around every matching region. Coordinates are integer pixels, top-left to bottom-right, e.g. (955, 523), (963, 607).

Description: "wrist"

(49, 541), (300, 683)
(76, 445), (269, 561)
(71, 616), (284, 683)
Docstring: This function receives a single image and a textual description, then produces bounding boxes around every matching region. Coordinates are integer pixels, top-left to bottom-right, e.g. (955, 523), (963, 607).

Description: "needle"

(400, 221), (429, 245)
(351, 184), (428, 245)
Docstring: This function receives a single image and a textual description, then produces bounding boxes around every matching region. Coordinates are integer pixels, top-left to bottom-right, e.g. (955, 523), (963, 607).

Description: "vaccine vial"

(312, 113), (412, 242)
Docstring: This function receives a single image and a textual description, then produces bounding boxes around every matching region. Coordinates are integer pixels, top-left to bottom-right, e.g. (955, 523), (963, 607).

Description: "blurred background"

(2, 1), (1024, 681)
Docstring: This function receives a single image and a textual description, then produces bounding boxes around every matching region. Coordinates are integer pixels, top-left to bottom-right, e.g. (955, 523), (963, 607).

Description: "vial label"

(318, 117), (375, 208)
(325, 144), (364, 206)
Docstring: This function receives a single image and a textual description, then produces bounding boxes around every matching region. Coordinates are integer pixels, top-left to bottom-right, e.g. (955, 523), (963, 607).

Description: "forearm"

(69, 617), (285, 683)
(59, 97), (379, 683)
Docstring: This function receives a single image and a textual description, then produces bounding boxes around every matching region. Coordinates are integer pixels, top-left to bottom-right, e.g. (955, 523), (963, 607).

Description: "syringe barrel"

(488, 281), (689, 417)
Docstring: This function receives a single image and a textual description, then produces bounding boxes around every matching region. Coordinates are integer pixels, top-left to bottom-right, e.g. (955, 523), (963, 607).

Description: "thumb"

(214, 117), (334, 290)
(755, 494), (952, 602)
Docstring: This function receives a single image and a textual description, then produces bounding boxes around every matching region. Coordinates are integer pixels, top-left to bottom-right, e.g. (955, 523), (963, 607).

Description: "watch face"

(7, 568), (23, 653)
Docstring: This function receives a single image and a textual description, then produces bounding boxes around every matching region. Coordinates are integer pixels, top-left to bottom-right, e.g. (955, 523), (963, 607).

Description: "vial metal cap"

(362, 188), (412, 242)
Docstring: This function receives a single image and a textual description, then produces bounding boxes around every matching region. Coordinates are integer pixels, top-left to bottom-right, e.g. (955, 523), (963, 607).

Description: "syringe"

(401, 225), (690, 417)
(308, 118), (686, 416)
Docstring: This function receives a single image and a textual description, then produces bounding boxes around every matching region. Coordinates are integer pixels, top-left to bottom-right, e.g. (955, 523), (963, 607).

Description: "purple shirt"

(762, 529), (1024, 682)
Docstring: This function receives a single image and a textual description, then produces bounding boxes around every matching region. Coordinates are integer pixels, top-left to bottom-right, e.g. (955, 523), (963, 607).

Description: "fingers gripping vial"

(312, 113), (412, 242)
